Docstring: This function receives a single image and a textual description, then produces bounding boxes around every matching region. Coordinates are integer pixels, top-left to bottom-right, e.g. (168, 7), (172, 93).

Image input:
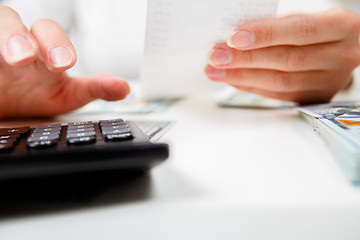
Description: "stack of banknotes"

(299, 102), (360, 185)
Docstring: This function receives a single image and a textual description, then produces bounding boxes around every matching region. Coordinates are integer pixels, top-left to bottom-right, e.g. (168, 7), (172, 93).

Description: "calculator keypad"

(0, 126), (30, 136)
(0, 119), (134, 151)
(0, 127), (30, 151)
(27, 124), (61, 148)
(99, 119), (133, 141)
(66, 121), (96, 144)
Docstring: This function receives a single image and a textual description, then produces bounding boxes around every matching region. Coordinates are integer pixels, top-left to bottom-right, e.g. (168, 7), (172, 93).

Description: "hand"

(205, 8), (360, 104)
(0, 6), (130, 119)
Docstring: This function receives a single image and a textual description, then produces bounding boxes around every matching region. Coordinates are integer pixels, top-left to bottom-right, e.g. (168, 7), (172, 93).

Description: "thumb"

(65, 73), (130, 108)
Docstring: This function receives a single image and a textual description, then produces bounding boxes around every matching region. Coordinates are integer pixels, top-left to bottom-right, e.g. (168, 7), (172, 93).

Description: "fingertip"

(226, 37), (237, 49)
(88, 74), (131, 101)
(208, 47), (233, 67)
(208, 42), (232, 66)
(30, 18), (77, 72)
(227, 30), (255, 49)
(111, 78), (131, 100)
(2, 34), (38, 66)
(109, 78), (130, 100)
(0, 6), (39, 66)
(122, 80), (131, 96)
(47, 46), (76, 72)
(204, 65), (226, 81)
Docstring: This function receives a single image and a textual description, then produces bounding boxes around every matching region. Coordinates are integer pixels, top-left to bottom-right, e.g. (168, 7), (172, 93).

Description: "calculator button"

(105, 133), (133, 141)
(67, 136), (96, 145)
(27, 135), (60, 142)
(101, 125), (128, 131)
(33, 127), (61, 133)
(0, 138), (17, 144)
(66, 131), (96, 139)
(67, 124), (94, 130)
(100, 122), (127, 127)
(0, 134), (20, 140)
(27, 140), (57, 148)
(102, 128), (131, 136)
(35, 123), (62, 129)
(68, 121), (93, 126)
(67, 127), (95, 134)
(0, 126), (30, 136)
(0, 143), (15, 151)
(31, 131), (61, 137)
(99, 119), (124, 124)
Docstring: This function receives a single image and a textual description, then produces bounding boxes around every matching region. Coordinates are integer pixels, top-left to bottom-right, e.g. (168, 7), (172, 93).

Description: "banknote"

(299, 102), (360, 185)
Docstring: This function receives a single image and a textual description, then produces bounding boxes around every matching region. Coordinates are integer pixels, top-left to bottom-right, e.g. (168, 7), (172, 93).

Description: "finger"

(58, 73), (130, 112)
(205, 65), (327, 92)
(230, 85), (332, 104)
(0, 6), (38, 66)
(30, 19), (76, 72)
(208, 42), (338, 71)
(227, 8), (359, 50)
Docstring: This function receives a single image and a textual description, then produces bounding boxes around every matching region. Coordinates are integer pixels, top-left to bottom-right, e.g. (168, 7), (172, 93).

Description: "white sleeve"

(0, 0), (74, 31)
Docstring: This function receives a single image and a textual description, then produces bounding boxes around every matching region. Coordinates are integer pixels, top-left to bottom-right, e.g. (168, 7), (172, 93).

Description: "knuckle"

(240, 50), (254, 66)
(331, 8), (360, 34)
(340, 50), (360, 69)
(274, 71), (293, 91)
(293, 15), (318, 41)
(330, 7), (353, 17)
(333, 40), (360, 67)
(286, 46), (306, 70)
(345, 15), (360, 34)
(234, 69), (245, 83)
(260, 23), (274, 44)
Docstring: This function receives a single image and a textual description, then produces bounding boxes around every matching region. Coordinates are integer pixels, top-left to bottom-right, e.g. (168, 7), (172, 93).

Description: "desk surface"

(0, 91), (360, 240)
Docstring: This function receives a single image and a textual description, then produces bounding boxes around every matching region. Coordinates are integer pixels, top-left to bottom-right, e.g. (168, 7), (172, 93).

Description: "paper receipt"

(140, 0), (280, 100)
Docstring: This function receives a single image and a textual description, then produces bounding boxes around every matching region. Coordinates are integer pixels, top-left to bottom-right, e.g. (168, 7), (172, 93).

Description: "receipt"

(140, 0), (279, 100)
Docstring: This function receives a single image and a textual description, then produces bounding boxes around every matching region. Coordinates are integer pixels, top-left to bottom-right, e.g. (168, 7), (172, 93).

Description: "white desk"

(0, 91), (360, 240)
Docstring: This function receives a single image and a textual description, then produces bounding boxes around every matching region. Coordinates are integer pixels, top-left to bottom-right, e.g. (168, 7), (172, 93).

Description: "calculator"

(0, 119), (169, 181)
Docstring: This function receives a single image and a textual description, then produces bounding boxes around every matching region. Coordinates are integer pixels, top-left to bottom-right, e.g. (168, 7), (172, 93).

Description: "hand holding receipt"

(205, 6), (360, 104)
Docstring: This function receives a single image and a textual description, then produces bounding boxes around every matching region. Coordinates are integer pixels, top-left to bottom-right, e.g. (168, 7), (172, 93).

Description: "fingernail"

(5, 35), (35, 63)
(228, 30), (255, 49)
(209, 48), (233, 66)
(50, 47), (73, 68)
(205, 66), (226, 80)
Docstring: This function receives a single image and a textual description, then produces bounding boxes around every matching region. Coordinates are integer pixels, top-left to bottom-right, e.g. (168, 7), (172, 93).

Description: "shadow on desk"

(0, 170), (151, 220)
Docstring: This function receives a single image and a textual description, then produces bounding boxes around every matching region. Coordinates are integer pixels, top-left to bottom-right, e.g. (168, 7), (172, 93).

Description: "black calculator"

(0, 119), (169, 181)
